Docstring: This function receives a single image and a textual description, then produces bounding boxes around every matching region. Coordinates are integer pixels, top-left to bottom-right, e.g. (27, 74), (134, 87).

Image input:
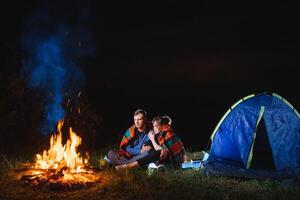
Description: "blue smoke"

(21, 1), (94, 134)
(29, 37), (66, 134)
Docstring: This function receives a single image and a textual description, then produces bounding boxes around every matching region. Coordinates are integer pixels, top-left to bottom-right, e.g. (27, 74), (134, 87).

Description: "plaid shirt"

(157, 125), (185, 167)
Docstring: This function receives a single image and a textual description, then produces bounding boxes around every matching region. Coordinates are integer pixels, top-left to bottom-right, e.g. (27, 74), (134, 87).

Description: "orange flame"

(35, 120), (88, 174)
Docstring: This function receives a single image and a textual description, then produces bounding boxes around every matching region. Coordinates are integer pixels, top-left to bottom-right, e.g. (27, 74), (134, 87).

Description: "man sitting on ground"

(106, 109), (152, 166)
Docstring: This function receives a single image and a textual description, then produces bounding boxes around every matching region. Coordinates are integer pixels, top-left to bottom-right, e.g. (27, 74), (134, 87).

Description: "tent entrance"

(250, 116), (276, 171)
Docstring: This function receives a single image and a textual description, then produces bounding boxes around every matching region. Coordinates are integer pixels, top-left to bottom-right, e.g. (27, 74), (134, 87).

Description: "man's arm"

(125, 144), (141, 156)
(120, 127), (135, 150)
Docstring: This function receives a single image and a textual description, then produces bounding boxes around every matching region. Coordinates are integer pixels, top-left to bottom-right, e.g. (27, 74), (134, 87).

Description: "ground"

(1, 153), (300, 200)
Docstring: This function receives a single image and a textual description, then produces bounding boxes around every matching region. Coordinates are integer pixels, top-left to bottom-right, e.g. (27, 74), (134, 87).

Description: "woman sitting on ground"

(115, 116), (186, 171)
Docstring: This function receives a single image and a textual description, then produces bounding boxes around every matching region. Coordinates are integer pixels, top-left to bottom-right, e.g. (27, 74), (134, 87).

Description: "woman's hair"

(152, 115), (172, 126)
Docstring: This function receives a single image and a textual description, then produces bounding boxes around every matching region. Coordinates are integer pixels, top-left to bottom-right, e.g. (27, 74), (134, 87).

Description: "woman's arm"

(148, 130), (162, 151)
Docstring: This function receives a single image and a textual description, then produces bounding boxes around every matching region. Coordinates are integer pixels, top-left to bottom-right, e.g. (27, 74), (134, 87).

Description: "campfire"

(17, 120), (101, 191)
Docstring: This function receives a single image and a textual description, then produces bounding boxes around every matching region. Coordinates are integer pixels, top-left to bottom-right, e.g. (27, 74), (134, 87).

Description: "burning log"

(16, 120), (102, 192)
(19, 169), (102, 192)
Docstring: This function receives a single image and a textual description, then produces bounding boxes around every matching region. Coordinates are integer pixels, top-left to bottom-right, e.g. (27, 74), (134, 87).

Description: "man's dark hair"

(134, 109), (147, 118)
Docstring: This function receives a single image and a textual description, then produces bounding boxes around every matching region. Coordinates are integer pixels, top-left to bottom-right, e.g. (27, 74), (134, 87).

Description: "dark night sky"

(1, 1), (300, 150)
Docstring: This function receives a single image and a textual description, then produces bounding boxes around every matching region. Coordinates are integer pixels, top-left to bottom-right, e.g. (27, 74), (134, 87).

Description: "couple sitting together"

(106, 109), (186, 171)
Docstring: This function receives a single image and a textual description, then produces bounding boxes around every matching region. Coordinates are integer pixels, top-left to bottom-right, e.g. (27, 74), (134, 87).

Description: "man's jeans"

(107, 150), (149, 165)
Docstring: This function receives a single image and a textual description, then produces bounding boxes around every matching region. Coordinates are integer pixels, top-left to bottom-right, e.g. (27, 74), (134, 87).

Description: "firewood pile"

(15, 163), (102, 192)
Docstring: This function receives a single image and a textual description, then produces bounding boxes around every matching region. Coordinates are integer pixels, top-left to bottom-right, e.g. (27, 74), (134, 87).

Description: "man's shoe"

(99, 158), (109, 170)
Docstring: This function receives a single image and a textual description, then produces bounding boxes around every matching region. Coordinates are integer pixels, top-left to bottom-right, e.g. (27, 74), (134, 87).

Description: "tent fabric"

(205, 92), (300, 175)
(202, 162), (296, 180)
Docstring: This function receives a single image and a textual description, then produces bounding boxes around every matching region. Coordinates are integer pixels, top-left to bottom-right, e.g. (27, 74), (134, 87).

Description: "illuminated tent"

(203, 92), (300, 178)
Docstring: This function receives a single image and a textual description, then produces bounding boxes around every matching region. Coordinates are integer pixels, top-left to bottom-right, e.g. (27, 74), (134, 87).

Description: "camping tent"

(203, 92), (300, 179)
